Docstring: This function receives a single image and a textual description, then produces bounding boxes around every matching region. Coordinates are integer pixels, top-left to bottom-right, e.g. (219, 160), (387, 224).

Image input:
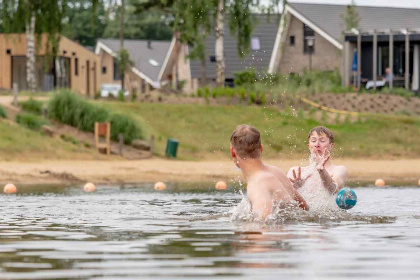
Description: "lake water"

(0, 183), (419, 279)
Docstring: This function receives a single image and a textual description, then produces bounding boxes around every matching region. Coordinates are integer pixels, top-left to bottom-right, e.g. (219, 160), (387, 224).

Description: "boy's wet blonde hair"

(230, 124), (261, 159)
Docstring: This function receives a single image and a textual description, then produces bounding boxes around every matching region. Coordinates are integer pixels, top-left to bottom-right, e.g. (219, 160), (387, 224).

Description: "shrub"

(15, 112), (47, 130)
(234, 69), (258, 86)
(109, 113), (143, 144)
(48, 89), (143, 143)
(19, 97), (44, 115)
(239, 87), (247, 102)
(118, 90), (125, 101)
(0, 105), (7, 118)
(248, 92), (256, 104)
(132, 90), (138, 102)
(177, 80), (186, 91)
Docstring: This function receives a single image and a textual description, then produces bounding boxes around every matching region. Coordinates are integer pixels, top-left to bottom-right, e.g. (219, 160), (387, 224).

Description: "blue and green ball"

(336, 188), (357, 210)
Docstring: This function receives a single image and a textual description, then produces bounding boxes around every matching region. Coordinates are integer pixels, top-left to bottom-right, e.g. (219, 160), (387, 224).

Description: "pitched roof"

(96, 39), (172, 86)
(288, 2), (420, 43)
(190, 14), (279, 79)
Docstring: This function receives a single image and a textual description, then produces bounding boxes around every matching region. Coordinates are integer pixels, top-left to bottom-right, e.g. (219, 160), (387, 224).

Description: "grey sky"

(261, 0), (420, 9)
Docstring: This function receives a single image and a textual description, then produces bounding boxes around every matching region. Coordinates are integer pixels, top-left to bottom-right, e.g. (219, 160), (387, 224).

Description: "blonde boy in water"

(287, 126), (347, 209)
(230, 124), (308, 219)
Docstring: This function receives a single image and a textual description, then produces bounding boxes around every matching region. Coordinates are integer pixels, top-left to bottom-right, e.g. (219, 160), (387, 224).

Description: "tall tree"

(115, 48), (134, 91)
(62, 0), (106, 47)
(341, 0), (360, 31)
(103, 4), (172, 41)
(0, 0), (67, 92)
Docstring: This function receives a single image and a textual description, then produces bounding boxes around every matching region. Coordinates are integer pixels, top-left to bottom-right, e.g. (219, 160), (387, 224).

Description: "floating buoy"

(215, 181), (227, 190)
(154, 182), (166, 191)
(83, 182), (96, 192)
(375, 179), (385, 187)
(3, 183), (17, 194)
(418, 179), (420, 186)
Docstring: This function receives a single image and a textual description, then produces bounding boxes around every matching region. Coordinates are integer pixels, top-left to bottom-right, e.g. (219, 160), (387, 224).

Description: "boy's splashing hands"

(289, 166), (312, 189)
(312, 148), (331, 171)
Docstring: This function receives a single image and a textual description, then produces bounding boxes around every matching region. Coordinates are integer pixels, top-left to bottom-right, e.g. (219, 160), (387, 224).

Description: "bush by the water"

(48, 89), (143, 144)
(0, 105), (7, 118)
(109, 114), (142, 144)
(19, 97), (44, 115)
(15, 112), (47, 130)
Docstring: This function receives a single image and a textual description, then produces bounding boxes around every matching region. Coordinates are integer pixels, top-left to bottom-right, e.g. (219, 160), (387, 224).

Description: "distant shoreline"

(0, 159), (418, 186)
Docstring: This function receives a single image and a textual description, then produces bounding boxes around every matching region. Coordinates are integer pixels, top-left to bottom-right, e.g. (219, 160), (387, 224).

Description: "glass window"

(290, 36), (295, 46)
(74, 58), (78, 76)
(113, 60), (121, 80)
(251, 37), (260, 51)
(303, 24), (315, 54)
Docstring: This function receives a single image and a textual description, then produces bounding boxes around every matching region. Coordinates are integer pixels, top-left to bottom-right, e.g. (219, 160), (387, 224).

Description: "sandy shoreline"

(0, 158), (418, 185)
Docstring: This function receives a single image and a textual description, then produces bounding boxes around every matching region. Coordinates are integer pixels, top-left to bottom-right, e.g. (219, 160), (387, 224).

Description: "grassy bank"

(0, 120), (102, 161)
(100, 102), (420, 160)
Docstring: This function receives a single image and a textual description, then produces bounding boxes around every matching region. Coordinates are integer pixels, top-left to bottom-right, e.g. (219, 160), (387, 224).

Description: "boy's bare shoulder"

(248, 172), (279, 191)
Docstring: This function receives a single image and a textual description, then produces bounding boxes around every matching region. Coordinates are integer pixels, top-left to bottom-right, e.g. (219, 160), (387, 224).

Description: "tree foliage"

(115, 48), (134, 90)
(0, 0), (67, 52)
(62, 0), (107, 47)
(103, 1), (172, 41)
(341, 0), (360, 31)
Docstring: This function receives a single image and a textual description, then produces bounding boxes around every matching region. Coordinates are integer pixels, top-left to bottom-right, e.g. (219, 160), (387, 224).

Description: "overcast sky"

(261, 0), (420, 9)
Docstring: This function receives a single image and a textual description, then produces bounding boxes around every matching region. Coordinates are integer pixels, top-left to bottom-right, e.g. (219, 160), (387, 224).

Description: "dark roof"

(288, 2), (420, 43)
(190, 14), (279, 79)
(98, 39), (171, 82)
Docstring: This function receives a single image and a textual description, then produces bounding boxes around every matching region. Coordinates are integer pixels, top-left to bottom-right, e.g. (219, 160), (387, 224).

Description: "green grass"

(0, 119), (102, 160)
(19, 97), (44, 115)
(15, 112), (48, 130)
(99, 101), (420, 160)
(0, 105), (7, 118)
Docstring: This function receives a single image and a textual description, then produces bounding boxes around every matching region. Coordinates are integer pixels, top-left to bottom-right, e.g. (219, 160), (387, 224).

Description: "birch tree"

(0, 0), (68, 92)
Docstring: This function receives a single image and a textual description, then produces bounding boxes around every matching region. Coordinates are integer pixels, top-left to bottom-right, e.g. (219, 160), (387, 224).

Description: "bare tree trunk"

(201, 57), (206, 86)
(26, 14), (37, 92)
(173, 32), (180, 90)
(215, 0), (225, 87)
(120, 0), (124, 90)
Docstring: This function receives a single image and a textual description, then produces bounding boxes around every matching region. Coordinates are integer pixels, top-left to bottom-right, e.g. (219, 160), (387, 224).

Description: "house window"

(102, 66), (107, 74)
(290, 36), (295, 46)
(113, 60), (121, 80)
(251, 37), (260, 51)
(75, 58), (79, 76)
(209, 55), (216, 62)
(303, 24), (315, 54)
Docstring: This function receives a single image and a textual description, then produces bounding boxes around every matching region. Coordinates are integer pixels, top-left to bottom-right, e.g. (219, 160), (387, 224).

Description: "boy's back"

(247, 170), (309, 219)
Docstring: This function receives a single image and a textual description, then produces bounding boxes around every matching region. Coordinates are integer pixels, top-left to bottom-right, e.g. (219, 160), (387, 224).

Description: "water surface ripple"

(1, 184), (419, 279)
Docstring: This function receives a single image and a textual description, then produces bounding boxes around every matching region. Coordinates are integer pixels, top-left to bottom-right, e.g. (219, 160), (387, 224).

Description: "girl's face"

(308, 132), (334, 155)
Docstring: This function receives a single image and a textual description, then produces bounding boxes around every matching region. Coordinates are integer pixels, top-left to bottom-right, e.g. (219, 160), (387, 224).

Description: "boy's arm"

(292, 189), (309, 211)
(318, 166), (347, 194)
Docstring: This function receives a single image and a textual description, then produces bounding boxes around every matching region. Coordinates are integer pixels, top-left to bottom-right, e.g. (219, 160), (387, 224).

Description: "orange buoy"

(418, 179), (420, 186)
(3, 183), (17, 194)
(215, 181), (227, 190)
(83, 182), (96, 192)
(375, 179), (386, 187)
(154, 182), (166, 191)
